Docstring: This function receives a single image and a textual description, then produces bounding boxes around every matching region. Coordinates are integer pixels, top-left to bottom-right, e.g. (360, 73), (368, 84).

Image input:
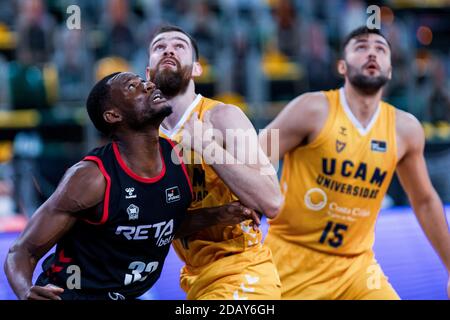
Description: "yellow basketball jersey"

(269, 88), (398, 255)
(159, 95), (263, 268)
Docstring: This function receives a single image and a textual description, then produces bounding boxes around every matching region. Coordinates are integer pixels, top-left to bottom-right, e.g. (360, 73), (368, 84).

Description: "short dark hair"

(341, 26), (391, 57)
(150, 25), (199, 61)
(86, 72), (120, 135)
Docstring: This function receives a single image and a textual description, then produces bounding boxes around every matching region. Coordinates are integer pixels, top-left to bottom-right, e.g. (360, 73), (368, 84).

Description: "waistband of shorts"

(266, 231), (373, 259)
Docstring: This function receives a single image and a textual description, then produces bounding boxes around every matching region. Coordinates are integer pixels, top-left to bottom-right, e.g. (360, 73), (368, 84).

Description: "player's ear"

(337, 59), (346, 76)
(103, 109), (122, 125)
(192, 61), (203, 77)
(388, 65), (392, 80)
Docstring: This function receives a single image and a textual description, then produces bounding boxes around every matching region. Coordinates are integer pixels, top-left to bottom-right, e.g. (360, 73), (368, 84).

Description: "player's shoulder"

(50, 160), (106, 210)
(63, 160), (106, 190)
(208, 101), (243, 116)
(285, 91), (329, 118)
(395, 108), (423, 136)
(277, 91), (330, 132)
(394, 108), (425, 149)
(207, 101), (250, 128)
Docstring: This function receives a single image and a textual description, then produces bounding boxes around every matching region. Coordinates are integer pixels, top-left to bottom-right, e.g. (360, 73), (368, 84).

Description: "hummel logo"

(125, 187), (137, 199)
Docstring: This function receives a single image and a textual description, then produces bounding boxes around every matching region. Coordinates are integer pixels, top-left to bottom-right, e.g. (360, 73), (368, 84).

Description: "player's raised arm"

(259, 92), (329, 162)
(4, 161), (105, 300)
(395, 110), (450, 298)
(183, 105), (283, 218)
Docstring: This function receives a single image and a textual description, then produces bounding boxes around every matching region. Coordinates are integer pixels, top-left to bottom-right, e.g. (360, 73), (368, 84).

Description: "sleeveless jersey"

(268, 88), (398, 255)
(36, 137), (192, 299)
(159, 95), (263, 269)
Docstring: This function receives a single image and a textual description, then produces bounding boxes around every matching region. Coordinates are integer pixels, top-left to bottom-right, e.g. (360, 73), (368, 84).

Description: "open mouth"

(151, 90), (166, 103)
(364, 62), (380, 71)
(161, 59), (177, 67)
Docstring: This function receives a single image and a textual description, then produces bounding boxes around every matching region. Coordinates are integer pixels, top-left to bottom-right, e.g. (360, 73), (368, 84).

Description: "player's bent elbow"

(4, 245), (18, 278)
(263, 195), (283, 219)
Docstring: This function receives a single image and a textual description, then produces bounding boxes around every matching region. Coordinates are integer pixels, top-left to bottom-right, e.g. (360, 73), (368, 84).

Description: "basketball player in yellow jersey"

(260, 27), (450, 300)
(145, 25), (283, 300)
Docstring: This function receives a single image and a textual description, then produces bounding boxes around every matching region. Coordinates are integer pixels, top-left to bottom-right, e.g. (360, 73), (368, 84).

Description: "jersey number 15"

(319, 221), (348, 248)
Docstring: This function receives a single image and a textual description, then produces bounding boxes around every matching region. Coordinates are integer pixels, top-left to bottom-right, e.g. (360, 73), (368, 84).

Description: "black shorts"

(35, 273), (134, 300)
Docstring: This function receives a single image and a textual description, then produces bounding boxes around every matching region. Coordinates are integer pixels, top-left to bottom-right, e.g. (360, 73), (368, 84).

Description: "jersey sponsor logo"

(322, 158), (387, 187)
(316, 174), (380, 199)
(327, 201), (371, 222)
(371, 140), (387, 152)
(115, 219), (175, 247)
(336, 140), (346, 153)
(125, 187), (137, 199)
(126, 204), (139, 220)
(166, 186), (181, 203)
(304, 188), (327, 211)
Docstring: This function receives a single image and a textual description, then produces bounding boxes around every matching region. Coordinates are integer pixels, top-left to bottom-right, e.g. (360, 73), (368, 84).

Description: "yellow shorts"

(265, 233), (400, 300)
(180, 245), (281, 300)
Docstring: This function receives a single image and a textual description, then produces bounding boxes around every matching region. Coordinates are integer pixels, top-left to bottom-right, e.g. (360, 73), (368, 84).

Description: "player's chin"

(154, 104), (173, 117)
(148, 95), (169, 109)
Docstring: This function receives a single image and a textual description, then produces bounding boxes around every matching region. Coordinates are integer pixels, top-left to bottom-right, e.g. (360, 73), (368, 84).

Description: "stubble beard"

(346, 61), (390, 95)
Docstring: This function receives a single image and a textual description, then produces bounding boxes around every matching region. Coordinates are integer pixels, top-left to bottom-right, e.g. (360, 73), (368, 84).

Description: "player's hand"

(181, 111), (222, 155)
(216, 202), (261, 230)
(22, 284), (64, 300)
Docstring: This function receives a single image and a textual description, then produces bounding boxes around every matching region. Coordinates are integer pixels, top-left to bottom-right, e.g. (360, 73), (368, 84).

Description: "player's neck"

(114, 130), (163, 178)
(344, 84), (382, 127)
(162, 81), (197, 131)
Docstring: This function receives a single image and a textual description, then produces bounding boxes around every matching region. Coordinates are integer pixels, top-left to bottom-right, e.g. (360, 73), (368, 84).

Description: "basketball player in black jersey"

(4, 72), (259, 300)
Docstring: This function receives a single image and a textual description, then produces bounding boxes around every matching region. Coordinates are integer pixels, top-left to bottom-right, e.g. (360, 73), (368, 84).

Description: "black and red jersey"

(36, 137), (192, 300)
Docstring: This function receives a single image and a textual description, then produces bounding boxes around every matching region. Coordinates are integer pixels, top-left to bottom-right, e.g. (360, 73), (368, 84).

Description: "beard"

(346, 61), (390, 95)
(149, 60), (193, 98)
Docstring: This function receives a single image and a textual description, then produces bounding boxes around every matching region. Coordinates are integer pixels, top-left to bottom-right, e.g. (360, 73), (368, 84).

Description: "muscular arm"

(395, 111), (450, 280)
(206, 105), (282, 218)
(4, 161), (105, 300)
(259, 92), (329, 163)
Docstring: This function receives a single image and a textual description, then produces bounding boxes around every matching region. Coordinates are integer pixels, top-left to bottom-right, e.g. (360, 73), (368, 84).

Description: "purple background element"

(1, 206), (449, 300)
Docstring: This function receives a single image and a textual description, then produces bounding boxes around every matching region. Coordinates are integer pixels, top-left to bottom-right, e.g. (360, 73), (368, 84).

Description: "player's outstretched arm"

(4, 161), (105, 300)
(395, 111), (450, 298)
(175, 202), (261, 238)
